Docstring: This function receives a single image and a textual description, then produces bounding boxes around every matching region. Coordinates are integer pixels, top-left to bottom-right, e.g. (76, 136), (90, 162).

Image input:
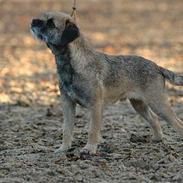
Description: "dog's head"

(31, 12), (80, 46)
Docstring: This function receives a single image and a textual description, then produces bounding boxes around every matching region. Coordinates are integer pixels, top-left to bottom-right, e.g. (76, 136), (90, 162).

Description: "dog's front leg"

(83, 98), (103, 154)
(55, 95), (76, 154)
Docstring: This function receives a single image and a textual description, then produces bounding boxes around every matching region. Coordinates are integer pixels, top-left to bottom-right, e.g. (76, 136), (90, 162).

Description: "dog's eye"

(47, 18), (55, 28)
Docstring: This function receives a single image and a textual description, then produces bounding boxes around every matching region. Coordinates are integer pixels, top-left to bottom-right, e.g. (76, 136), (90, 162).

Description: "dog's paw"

(54, 145), (70, 156)
(152, 135), (163, 143)
(81, 144), (97, 155)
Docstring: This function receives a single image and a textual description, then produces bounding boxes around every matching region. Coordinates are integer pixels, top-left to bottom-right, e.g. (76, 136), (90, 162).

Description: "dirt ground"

(0, 0), (183, 182)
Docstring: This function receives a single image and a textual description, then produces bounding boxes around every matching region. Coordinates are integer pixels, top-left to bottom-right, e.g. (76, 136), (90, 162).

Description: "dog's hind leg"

(130, 99), (163, 142)
(149, 94), (183, 136)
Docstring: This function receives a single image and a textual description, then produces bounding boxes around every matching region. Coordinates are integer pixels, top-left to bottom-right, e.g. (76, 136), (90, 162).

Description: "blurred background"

(0, 0), (183, 105)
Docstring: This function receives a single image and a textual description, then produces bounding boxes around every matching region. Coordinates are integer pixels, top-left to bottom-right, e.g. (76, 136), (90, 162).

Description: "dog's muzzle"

(31, 19), (46, 41)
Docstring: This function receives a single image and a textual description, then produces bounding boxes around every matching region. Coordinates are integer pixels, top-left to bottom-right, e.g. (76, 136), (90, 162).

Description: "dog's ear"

(60, 20), (79, 46)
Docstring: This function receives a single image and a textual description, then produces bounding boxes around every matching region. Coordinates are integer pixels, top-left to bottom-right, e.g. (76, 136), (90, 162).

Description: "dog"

(31, 11), (183, 154)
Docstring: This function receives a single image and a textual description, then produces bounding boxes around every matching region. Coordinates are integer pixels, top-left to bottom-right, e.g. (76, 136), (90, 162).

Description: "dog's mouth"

(36, 33), (44, 41)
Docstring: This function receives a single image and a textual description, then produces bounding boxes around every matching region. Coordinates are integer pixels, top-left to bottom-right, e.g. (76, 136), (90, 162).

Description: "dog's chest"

(55, 54), (91, 107)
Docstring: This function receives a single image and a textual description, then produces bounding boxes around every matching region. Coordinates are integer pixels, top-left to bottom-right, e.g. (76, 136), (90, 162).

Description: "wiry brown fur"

(31, 12), (183, 154)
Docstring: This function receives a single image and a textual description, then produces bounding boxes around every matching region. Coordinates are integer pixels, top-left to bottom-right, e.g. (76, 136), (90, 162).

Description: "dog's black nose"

(31, 19), (44, 27)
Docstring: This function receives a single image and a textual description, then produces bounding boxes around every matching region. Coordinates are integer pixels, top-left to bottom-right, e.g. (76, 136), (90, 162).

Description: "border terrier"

(31, 12), (183, 154)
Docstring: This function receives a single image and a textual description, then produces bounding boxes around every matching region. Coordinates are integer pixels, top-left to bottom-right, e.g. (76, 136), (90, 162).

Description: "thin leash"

(70, 0), (77, 22)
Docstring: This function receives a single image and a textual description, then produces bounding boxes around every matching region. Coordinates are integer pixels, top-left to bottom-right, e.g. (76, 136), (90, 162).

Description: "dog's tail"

(159, 66), (183, 86)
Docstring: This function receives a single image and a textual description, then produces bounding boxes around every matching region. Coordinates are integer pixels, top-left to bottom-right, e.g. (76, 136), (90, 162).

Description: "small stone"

(47, 170), (56, 176)
(112, 153), (122, 160)
(79, 161), (89, 169)
(75, 174), (83, 181)
(172, 173), (183, 181)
